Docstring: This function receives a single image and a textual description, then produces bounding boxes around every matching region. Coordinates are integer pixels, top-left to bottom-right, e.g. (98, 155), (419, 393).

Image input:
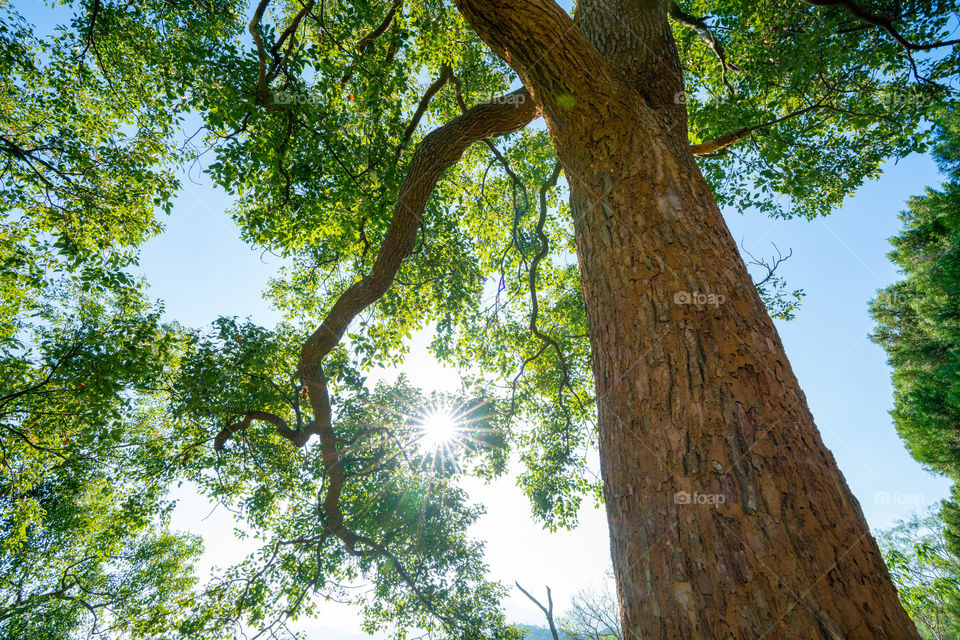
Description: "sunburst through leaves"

(417, 405), (461, 453)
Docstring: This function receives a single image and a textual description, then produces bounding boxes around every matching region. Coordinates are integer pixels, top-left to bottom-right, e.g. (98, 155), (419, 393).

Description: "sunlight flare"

(417, 406), (460, 452)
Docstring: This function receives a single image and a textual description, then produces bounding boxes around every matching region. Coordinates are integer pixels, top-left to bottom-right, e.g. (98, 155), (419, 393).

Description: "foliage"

(172, 354), (522, 639)
(876, 508), (960, 640)
(870, 106), (960, 500)
(0, 0), (243, 346)
(870, 104), (960, 637)
(0, 3), (248, 635)
(679, 0), (957, 219)
(0, 284), (214, 639)
(0, 0), (958, 637)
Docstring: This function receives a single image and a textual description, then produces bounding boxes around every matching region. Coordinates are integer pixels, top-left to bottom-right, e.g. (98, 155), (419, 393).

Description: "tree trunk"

(571, 125), (918, 640)
(451, 1), (920, 638)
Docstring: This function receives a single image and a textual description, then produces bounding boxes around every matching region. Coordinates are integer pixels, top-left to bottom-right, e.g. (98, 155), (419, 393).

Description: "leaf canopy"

(2, 0), (960, 637)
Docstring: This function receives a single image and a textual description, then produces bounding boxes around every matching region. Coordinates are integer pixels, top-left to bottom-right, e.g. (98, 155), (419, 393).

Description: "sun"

(418, 407), (460, 452)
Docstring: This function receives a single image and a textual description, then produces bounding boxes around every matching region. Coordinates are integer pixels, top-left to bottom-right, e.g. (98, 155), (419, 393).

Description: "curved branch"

(356, 0), (404, 52)
(527, 161), (582, 446)
(75, 0), (102, 69)
(668, 1), (738, 93)
(298, 88), (539, 382)
(214, 410), (303, 451)
(247, 87), (540, 630)
(485, 139), (531, 281)
(529, 163), (563, 351)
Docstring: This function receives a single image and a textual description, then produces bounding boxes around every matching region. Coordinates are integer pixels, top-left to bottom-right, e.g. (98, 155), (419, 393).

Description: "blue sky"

(16, 1), (957, 637)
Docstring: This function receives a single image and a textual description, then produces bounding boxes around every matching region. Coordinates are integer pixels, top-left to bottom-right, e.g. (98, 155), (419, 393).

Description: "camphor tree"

(5, 0), (960, 638)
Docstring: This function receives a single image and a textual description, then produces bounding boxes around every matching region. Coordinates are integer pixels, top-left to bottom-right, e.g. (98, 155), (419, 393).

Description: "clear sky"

(17, 1), (955, 638)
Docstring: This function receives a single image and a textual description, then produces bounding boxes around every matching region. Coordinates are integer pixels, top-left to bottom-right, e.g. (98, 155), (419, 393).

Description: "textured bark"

(452, 1), (920, 638)
(566, 122), (917, 640)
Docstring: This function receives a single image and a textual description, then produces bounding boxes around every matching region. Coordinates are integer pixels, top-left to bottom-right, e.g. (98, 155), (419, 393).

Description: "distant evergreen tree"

(872, 107), (960, 476)
(871, 107), (960, 558)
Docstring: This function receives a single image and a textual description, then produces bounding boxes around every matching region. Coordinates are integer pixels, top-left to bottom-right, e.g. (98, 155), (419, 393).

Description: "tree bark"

(452, 1), (920, 638)
(566, 117), (917, 640)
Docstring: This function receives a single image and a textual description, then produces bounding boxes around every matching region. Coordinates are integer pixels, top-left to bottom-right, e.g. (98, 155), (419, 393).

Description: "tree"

(0, 4), (258, 635)
(558, 580), (622, 640)
(516, 579), (621, 640)
(0, 1), (242, 344)
(0, 285), (213, 639)
(876, 508), (960, 640)
(871, 106), (960, 557)
(871, 106), (960, 476)
(5, 0), (960, 638)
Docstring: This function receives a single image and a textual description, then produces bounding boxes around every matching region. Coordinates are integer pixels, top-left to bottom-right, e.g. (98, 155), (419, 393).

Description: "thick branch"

(298, 89), (539, 380)
(450, 0), (615, 116)
(224, 2), (547, 632)
(267, 88), (539, 631)
(213, 410), (302, 451)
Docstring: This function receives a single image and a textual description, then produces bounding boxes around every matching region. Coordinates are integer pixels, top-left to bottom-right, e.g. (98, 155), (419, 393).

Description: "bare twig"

(741, 240), (793, 288)
(515, 582), (560, 640)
